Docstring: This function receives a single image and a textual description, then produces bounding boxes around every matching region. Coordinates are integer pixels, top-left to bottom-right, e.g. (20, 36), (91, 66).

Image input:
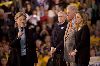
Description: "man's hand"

(69, 51), (76, 57)
(18, 32), (23, 38)
(50, 47), (56, 57)
(69, 49), (77, 57)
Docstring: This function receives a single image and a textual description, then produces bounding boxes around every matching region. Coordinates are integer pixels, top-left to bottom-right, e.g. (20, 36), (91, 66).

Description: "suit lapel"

(25, 27), (28, 44)
(15, 28), (19, 37)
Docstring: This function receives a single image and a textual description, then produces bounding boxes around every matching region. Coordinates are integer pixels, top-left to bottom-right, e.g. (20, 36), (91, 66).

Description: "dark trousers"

(21, 55), (27, 66)
(76, 64), (89, 66)
(21, 55), (34, 66)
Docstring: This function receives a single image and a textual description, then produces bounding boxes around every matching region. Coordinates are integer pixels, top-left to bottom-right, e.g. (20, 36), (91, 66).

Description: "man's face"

(66, 9), (75, 22)
(58, 13), (66, 23)
(16, 16), (26, 27)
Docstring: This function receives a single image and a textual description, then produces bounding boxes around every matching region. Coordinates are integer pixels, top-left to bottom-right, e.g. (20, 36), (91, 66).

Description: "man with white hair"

(66, 4), (78, 22)
(64, 4), (78, 66)
(50, 11), (67, 66)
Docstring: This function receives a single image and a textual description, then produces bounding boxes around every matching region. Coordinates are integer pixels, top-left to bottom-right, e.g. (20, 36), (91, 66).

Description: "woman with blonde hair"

(75, 12), (88, 31)
(71, 12), (90, 66)
(8, 12), (38, 66)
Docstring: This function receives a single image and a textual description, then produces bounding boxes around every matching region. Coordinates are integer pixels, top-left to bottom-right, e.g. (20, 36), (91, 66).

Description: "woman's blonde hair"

(78, 11), (88, 26)
(14, 12), (26, 27)
(75, 11), (88, 30)
(14, 12), (26, 21)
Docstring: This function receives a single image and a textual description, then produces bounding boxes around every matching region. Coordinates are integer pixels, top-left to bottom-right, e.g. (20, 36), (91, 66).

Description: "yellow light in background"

(0, 1), (13, 7)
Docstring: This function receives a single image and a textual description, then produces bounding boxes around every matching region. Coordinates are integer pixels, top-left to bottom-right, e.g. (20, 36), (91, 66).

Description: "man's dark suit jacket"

(51, 21), (67, 56)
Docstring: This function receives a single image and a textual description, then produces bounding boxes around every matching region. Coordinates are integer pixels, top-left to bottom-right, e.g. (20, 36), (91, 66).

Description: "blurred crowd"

(0, 0), (100, 66)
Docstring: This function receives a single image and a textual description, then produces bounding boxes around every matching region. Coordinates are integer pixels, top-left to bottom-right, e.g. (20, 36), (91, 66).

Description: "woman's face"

(75, 13), (83, 24)
(16, 16), (26, 27)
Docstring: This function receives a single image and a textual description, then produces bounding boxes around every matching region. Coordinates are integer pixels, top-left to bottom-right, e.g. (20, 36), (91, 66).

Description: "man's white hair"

(67, 4), (78, 13)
